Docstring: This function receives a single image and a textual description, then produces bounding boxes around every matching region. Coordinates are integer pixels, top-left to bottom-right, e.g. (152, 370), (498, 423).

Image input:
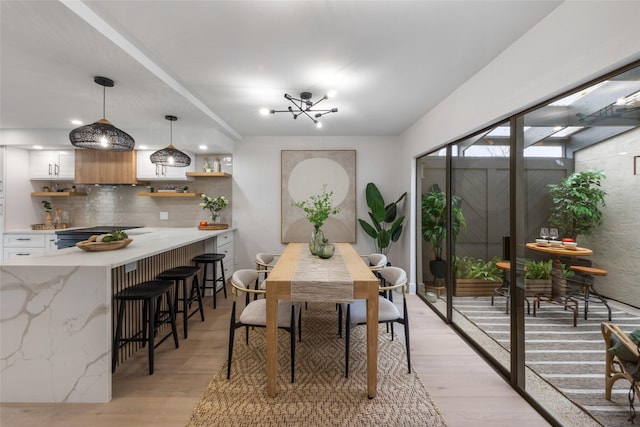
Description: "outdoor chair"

(601, 322), (640, 400)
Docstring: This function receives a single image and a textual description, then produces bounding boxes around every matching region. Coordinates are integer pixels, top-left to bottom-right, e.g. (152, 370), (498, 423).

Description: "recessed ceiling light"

(139, 145), (148, 150)
(71, 119), (83, 125)
(327, 90), (337, 98)
(199, 145), (207, 150)
(33, 145), (43, 149)
(259, 108), (269, 116)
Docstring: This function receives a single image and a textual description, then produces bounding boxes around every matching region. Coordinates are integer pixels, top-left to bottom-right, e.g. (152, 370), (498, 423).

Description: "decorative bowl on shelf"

(76, 238), (133, 252)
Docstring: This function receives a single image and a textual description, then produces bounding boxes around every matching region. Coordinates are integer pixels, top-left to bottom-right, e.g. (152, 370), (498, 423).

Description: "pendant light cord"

(102, 84), (106, 119)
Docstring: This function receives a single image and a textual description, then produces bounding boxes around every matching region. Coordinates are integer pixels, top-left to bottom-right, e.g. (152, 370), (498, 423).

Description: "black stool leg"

(165, 289), (180, 349)
(200, 261), (211, 307)
(174, 278), (188, 339)
(191, 274), (205, 321)
(112, 299), (126, 373)
(147, 295), (156, 374)
(212, 262), (218, 309)
(219, 259), (227, 298)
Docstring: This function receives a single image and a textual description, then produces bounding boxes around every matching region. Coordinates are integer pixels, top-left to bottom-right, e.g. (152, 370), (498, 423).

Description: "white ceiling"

(0, 1), (562, 153)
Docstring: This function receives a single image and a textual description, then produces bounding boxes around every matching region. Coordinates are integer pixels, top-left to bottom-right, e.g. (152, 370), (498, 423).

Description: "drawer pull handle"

(17, 253), (31, 256)
(16, 238), (32, 241)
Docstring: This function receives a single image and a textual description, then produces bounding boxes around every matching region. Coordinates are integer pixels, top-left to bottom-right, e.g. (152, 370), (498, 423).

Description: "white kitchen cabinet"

(216, 230), (234, 286)
(136, 150), (195, 180)
(30, 150), (75, 180)
(3, 233), (57, 259)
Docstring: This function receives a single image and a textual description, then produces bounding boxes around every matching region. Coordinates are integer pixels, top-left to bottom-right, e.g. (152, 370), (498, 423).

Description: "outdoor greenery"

(293, 185), (341, 230)
(524, 259), (553, 280)
(358, 182), (407, 255)
(421, 184), (466, 260)
(548, 170), (607, 240)
(453, 256), (503, 281)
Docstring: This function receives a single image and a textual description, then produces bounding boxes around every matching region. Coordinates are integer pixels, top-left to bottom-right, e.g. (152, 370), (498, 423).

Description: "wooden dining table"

(264, 242), (380, 398)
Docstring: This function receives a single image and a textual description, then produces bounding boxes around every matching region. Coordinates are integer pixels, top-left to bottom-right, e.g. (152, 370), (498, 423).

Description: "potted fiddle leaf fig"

(421, 184), (466, 278)
(548, 170), (606, 241)
(358, 182), (407, 255)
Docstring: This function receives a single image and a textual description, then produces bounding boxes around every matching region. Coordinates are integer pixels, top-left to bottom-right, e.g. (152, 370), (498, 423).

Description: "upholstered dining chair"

(227, 269), (301, 383)
(340, 266), (411, 378)
(361, 253), (388, 272)
(255, 253), (281, 282)
(253, 253), (281, 300)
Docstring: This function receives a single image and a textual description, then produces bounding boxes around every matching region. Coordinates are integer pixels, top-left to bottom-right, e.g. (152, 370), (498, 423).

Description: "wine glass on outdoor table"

(549, 228), (559, 241)
(540, 228), (549, 240)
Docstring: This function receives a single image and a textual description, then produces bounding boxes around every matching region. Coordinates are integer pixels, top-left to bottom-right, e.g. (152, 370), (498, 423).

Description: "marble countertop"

(0, 227), (233, 268)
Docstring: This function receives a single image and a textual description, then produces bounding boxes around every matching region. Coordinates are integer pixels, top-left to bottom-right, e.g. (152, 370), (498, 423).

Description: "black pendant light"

(150, 115), (191, 167)
(69, 76), (135, 151)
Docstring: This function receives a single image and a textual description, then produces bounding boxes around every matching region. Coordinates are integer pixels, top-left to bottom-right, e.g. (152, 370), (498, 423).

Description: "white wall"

(576, 128), (640, 306)
(232, 136), (407, 272)
(401, 1), (640, 285)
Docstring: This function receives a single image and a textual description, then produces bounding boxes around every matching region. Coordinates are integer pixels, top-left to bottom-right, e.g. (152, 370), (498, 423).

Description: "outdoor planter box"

(525, 279), (552, 297)
(453, 279), (502, 297)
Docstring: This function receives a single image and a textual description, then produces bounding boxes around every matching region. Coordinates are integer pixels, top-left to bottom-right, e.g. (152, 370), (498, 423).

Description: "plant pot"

(429, 259), (446, 279)
(525, 279), (552, 297)
(453, 279), (502, 297)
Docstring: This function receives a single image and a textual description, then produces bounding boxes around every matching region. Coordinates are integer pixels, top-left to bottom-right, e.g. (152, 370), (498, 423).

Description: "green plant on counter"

(524, 259), (553, 280)
(454, 256), (503, 281)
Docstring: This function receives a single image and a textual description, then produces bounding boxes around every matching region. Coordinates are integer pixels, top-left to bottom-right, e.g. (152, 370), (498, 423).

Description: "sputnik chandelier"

(262, 90), (338, 128)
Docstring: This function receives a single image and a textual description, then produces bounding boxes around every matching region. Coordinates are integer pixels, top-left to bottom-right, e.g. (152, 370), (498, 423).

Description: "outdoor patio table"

(264, 242), (380, 398)
(526, 242), (592, 326)
(525, 242), (592, 257)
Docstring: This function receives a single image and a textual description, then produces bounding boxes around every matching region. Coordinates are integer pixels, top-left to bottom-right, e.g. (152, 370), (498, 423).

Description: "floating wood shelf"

(137, 192), (201, 197)
(31, 192), (87, 197)
(185, 172), (232, 178)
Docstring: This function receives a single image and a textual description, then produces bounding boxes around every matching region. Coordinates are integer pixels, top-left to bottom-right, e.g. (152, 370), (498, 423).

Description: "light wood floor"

(0, 290), (550, 427)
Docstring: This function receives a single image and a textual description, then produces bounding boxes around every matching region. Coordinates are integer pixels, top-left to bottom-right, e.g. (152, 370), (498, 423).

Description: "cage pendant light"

(150, 115), (191, 167)
(69, 76), (135, 151)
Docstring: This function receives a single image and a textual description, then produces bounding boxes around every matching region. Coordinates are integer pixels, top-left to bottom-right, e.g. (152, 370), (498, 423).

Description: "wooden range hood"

(74, 150), (148, 185)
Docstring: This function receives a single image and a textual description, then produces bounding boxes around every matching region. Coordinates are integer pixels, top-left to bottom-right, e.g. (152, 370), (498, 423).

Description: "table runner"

(290, 245), (354, 302)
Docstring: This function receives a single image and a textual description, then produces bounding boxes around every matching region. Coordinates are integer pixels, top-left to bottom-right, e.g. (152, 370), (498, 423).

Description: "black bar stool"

(112, 280), (179, 375)
(192, 253), (227, 309)
(157, 266), (205, 338)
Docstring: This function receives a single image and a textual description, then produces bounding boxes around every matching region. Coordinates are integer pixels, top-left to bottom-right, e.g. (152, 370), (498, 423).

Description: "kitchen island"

(0, 227), (233, 403)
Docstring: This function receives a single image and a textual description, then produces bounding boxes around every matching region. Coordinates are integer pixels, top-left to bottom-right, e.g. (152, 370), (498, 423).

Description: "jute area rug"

(188, 302), (447, 426)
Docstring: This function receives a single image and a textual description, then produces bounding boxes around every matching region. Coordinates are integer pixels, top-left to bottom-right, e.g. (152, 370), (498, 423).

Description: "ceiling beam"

(59, 0), (242, 141)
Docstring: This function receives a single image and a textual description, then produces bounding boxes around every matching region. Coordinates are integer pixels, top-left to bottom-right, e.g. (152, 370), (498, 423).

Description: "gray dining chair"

(227, 269), (301, 383)
(340, 266), (411, 378)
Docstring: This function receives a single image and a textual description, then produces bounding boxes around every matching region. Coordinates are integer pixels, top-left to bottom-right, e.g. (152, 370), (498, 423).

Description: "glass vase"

(317, 242), (335, 259)
(210, 211), (220, 224)
(309, 227), (324, 255)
